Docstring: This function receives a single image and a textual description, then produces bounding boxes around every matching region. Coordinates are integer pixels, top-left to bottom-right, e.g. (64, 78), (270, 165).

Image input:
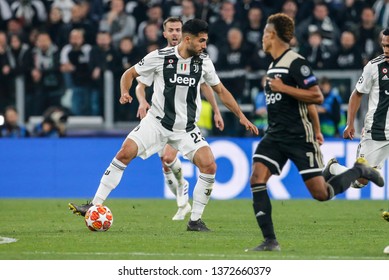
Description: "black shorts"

(253, 134), (324, 181)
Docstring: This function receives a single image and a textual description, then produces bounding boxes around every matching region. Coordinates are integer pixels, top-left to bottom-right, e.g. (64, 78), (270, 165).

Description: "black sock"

(327, 168), (362, 195)
(251, 184), (276, 240)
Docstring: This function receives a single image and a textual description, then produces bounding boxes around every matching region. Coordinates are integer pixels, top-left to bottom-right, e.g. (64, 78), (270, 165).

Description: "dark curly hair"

(267, 13), (294, 44)
(182, 18), (208, 36)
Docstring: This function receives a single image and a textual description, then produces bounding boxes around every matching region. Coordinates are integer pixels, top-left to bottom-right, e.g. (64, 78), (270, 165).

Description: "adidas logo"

(166, 64), (174, 69)
(383, 75), (389, 80)
(255, 211), (266, 217)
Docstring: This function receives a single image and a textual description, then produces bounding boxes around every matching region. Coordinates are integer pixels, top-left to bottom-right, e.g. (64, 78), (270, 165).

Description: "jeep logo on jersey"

(169, 73), (196, 87)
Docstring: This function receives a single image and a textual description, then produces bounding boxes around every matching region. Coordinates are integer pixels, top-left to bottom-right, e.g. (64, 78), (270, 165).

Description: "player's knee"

(250, 172), (262, 185)
(199, 161), (217, 174)
(116, 151), (133, 165)
(312, 191), (329, 202)
(116, 143), (137, 165)
(162, 154), (176, 166)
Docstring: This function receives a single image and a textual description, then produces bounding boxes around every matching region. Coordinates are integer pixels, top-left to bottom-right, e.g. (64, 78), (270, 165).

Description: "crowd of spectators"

(0, 0), (387, 137)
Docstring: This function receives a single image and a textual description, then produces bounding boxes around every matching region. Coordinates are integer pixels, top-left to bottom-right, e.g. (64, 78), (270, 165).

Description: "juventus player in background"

(248, 13), (384, 251)
(69, 19), (258, 232)
(135, 17), (224, 221)
(324, 28), (389, 190)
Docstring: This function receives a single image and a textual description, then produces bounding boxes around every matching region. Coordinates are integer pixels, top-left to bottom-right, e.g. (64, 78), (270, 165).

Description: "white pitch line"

(0, 236), (17, 245)
(20, 251), (387, 260)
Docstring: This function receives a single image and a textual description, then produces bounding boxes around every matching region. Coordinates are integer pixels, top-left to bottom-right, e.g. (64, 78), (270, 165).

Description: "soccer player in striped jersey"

(247, 13), (384, 251)
(323, 29), (389, 189)
(69, 19), (258, 231)
(135, 17), (224, 221)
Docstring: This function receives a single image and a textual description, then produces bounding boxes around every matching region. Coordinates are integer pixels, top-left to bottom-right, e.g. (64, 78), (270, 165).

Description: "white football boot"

(172, 180), (191, 220)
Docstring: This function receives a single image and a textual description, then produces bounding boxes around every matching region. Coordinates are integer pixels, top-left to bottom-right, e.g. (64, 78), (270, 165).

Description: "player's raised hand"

(119, 92), (133, 104)
(137, 101), (150, 119)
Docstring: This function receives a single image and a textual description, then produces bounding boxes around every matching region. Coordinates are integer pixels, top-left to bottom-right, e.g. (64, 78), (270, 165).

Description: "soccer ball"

(85, 204), (113, 231)
(382, 210), (389, 222)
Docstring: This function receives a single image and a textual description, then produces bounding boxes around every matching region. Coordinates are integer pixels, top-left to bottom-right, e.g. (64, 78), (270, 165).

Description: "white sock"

(165, 157), (185, 186)
(330, 162), (348, 175)
(163, 168), (178, 196)
(92, 158), (126, 205)
(191, 172), (215, 221)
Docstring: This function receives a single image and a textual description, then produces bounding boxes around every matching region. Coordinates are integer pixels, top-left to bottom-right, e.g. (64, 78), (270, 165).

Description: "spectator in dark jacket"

(89, 31), (121, 116)
(299, 31), (334, 70)
(330, 30), (363, 69)
(0, 31), (12, 114)
(60, 28), (93, 116)
(30, 32), (64, 116)
(208, 1), (241, 49)
(353, 6), (382, 65)
(0, 105), (30, 138)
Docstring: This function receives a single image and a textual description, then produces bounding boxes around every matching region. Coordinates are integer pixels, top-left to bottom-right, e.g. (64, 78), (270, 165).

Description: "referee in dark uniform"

(247, 13), (385, 252)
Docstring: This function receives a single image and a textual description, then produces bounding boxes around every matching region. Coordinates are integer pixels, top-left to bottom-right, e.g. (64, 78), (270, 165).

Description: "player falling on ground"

(69, 19), (258, 231)
(135, 17), (224, 221)
(247, 13), (384, 252)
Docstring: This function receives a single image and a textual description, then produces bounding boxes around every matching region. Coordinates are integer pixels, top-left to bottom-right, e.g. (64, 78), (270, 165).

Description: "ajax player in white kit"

(69, 19), (258, 231)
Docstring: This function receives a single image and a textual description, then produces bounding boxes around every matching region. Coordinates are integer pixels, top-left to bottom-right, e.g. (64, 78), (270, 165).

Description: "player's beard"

(187, 45), (203, 57)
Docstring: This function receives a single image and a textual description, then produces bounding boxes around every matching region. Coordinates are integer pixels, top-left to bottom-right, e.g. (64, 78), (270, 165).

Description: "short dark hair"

(319, 76), (331, 85)
(182, 19), (208, 36)
(5, 105), (17, 114)
(267, 13), (294, 43)
(383, 28), (389, 36)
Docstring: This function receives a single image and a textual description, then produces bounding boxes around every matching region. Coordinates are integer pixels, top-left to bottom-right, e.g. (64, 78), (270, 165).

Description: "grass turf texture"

(1, 199), (389, 260)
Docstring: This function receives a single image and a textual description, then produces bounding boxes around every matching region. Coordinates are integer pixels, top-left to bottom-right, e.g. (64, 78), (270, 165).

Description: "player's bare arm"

(119, 66), (139, 104)
(268, 77), (323, 104)
(308, 104), (324, 145)
(343, 89), (363, 140)
(212, 82), (259, 135)
(200, 83), (224, 131)
(135, 82), (151, 119)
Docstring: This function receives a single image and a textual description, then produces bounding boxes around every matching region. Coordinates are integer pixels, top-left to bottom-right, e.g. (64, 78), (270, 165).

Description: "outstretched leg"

(69, 138), (138, 216)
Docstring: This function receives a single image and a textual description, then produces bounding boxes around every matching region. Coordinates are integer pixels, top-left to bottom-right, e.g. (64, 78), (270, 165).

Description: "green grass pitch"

(1, 199), (389, 260)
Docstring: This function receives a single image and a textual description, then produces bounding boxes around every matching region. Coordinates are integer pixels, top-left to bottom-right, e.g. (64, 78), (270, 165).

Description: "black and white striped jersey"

(134, 46), (220, 132)
(265, 49), (318, 142)
(356, 54), (389, 140)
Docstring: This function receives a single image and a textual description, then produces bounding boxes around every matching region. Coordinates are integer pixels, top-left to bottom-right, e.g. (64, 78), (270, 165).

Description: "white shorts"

(357, 131), (389, 169)
(127, 113), (209, 162)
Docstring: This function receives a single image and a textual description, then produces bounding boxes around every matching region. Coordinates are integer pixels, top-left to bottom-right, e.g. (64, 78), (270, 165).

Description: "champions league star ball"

(85, 204), (113, 231)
